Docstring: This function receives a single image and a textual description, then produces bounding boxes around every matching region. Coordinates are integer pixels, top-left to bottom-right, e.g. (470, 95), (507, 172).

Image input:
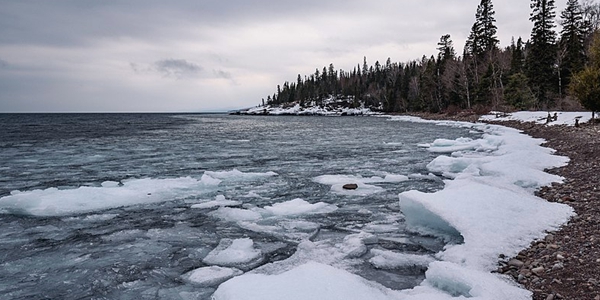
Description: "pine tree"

(570, 32), (600, 119)
(526, 0), (558, 107)
(437, 34), (456, 61)
(510, 37), (526, 74)
(559, 0), (586, 94)
(465, 0), (499, 57)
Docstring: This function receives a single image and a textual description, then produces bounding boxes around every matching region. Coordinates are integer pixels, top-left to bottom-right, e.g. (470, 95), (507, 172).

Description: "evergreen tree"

(465, 0), (499, 57)
(559, 0), (586, 94)
(526, 0), (558, 107)
(570, 32), (600, 119)
(510, 37), (526, 74)
(437, 34), (456, 61)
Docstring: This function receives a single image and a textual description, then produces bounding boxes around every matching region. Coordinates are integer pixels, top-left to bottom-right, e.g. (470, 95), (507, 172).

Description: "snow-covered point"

(480, 111), (593, 126)
(240, 97), (381, 116)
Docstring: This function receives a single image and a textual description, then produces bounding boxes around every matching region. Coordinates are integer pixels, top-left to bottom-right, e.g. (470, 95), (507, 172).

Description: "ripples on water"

(0, 114), (479, 299)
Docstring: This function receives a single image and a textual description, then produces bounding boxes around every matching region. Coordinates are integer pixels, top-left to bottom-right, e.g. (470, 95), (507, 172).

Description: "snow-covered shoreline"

(234, 98), (381, 116)
(213, 115), (575, 300)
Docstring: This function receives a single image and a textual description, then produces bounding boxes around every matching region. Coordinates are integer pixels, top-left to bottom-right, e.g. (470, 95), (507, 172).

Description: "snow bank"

(480, 111), (592, 126)
(395, 117), (574, 298)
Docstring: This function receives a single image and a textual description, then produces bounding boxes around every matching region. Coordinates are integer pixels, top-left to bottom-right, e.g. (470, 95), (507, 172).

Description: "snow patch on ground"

(480, 111), (593, 126)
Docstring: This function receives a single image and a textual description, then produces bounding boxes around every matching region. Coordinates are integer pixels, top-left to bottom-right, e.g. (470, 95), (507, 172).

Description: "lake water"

(0, 114), (480, 299)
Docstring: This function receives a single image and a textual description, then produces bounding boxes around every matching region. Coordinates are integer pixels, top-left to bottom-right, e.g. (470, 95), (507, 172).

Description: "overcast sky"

(0, 0), (569, 113)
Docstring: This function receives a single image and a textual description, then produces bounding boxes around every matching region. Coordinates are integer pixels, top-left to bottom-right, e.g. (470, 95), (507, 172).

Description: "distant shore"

(414, 111), (599, 300)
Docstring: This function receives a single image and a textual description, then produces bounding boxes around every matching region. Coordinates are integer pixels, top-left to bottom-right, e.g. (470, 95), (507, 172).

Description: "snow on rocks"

(238, 98), (381, 116)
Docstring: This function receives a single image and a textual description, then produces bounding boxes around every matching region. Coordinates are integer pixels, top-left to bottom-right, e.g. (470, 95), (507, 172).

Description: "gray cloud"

(0, 0), (569, 112)
(154, 59), (203, 78)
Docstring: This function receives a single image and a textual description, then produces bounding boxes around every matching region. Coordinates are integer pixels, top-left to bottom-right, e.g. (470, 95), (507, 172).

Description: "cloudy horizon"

(0, 0), (568, 113)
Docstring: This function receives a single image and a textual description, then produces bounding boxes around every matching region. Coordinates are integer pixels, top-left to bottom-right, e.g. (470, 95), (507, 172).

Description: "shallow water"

(0, 114), (479, 299)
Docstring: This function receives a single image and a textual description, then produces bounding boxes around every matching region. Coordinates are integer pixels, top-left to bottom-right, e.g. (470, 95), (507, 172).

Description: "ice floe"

(182, 266), (243, 287)
(203, 238), (263, 270)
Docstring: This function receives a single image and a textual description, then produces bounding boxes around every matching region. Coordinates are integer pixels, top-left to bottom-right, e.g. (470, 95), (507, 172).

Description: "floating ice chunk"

(203, 238), (263, 270)
(0, 177), (218, 216)
(338, 232), (377, 258)
(209, 207), (262, 222)
(212, 262), (400, 300)
(200, 174), (222, 186)
(313, 174), (392, 196)
(204, 169), (277, 181)
(383, 174), (409, 183)
(263, 199), (337, 216)
(369, 249), (435, 270)
(182, 266), (243, 287)
(191, 195), (242, 209)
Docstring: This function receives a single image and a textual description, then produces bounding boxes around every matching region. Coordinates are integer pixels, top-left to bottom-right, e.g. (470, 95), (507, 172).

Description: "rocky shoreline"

(492, 121), (600, 300)
(412, 112), (599, 299)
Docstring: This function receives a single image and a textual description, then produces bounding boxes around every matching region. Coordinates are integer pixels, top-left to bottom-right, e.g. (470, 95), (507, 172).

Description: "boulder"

(343, 184), (359, 190)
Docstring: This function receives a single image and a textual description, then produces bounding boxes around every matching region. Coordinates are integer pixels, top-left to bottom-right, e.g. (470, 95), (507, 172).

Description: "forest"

(263, 0), (600, 114)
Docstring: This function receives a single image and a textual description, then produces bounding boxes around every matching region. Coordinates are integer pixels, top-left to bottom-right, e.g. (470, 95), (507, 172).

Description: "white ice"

(203, 238), (263, 270)
(0, 177), (220, 216)
(263, 198), (337, 216)
(203, 169), (278, 181)
(191, 195), (242, 209)
(212, 262), (400, 300)
(0, 169), (278, 217)
(214, 116), (575, 300)
(314, 174), (408, 196)
(182, 266), (243, 287)
(369, 249), (436, 270)
(480, 111), (593, 126)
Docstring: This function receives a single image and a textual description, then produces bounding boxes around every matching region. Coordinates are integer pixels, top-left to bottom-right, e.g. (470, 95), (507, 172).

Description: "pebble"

(508, 259), (525, 268)
(532, 266), (545, 276)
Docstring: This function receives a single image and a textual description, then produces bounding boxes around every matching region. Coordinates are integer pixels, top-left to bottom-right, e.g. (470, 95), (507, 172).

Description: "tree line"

(263, 0), (600, 114)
